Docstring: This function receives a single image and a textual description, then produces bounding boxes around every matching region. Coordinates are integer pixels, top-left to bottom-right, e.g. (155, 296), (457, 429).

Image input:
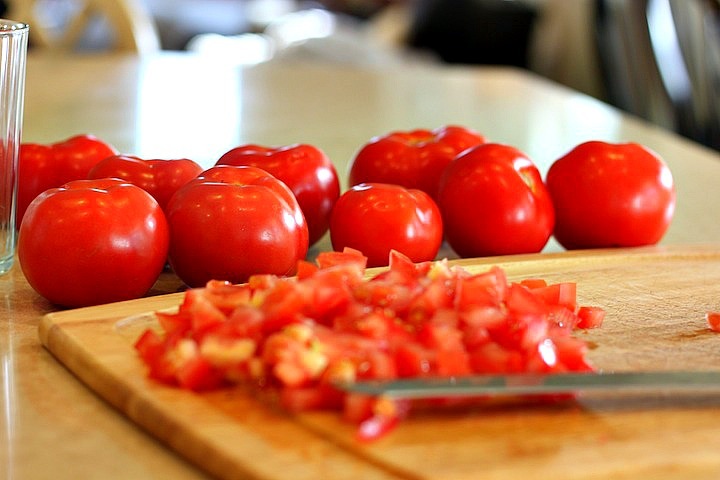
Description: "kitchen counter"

(4, 51), (720, 479)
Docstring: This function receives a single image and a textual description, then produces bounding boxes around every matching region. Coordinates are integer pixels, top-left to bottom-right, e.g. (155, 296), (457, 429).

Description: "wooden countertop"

(4, 51), (720, 479)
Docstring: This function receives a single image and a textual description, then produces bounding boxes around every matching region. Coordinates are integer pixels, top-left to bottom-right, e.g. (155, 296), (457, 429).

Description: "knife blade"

(336, 371), (720, 399)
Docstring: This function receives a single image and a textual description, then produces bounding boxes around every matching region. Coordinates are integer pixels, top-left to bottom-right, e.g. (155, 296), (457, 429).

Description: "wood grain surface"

(38, 246), (720, 480)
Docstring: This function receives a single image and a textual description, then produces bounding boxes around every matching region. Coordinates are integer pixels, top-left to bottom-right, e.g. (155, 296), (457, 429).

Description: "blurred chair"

(6, 0), (160, 54)
(594, 0), (719, 149)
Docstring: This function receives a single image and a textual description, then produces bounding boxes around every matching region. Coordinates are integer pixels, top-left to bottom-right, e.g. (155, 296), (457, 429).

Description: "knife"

(336, 371), (720, 399)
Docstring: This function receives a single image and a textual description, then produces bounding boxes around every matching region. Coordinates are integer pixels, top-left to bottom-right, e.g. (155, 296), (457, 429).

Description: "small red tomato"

(17, 134), (118, 225)
(546, 141), (676, 249)
(18, 178), (169, 308)
(329, 183), (443, 267)
(437, 143), (554, 258)
(348, 125), (486, 199)
(217, 144), (340, 246)
(166, 165), (309, 287)
(87, 154), (203, 211)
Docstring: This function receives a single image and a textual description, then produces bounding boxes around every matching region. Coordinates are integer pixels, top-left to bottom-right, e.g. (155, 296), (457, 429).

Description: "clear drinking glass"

(0, 20), (28, 275)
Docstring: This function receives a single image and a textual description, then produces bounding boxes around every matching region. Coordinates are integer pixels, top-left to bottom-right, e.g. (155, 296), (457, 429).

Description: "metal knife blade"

(336, 371), (720, 399)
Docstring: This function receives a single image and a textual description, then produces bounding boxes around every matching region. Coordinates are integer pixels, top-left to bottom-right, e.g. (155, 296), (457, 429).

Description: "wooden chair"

(6, 0), (160, 54)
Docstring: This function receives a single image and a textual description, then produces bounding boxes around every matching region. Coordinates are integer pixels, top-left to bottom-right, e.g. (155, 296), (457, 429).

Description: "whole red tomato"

(329, 183), (443, 267)
(166, 165), (309, 287)
(18, 178), (169, 308)
(87, 154), (203, 211)
(348, 125), (486, 199)
(17, 134), (117, 225)
(436, 143), (554, 258)
(217, 144), (340, 246)
(546, 141), (676, 249)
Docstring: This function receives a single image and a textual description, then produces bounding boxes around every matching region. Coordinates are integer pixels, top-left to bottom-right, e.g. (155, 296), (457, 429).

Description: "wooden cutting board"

(39, 246), (720, 480)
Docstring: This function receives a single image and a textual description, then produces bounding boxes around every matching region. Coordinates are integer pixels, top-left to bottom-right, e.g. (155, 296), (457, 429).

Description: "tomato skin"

(17, 134), (118, 225)
(707, 312), (720, 333)
(546, 141), (676, 249)
(348, 125), (486, 199)
(17, 178), (169, 308)
(217, 144), (340, 246)
(87, 154), (203, 211)
(436, 143), (555, 258)
(166, 165), (309, 288)
(329, 183), (443, 268)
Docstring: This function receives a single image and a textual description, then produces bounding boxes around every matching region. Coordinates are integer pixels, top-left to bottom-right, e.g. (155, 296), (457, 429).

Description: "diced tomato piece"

(361, 350), (398, 380)
(505, 283), (546, 316)
(295, 260), (319, 280)
(202, 280), (253, 313)
(279, 385), (344, 412)
(248, 273), (279, 291)
(354, 397), (410, 442)
(708, 312), (720, 332)
(455, 267), (507, 309)
(576, 306), (605, 329)
(518, 278), (547, 289)
(134, 329), (165, 365)
(176, 355), (223, 391)
(356, 413), (401, 442)
(407, 281), (455, 323)
(469, 342), (524, 373)
(156, 310), (192, 336)
(387, 249), (432, 280)
(181, 288), (228, 334)
(553, 336), (594, 372)
(546, 305), (578, 334)
(528, 282), (577, 311)
(435, 348), (472, 376)
(259, 282), (309, 333)
(316, 247), (367, 270)
(394, 343), (433, 377)
(217, 305), (265, 340)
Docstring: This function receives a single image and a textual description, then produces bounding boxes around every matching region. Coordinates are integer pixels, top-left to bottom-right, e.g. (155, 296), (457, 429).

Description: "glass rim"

(0, 19), (29, 33)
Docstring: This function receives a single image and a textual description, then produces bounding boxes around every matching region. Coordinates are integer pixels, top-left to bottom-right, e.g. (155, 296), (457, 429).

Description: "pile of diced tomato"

(135, 248), (605, 440)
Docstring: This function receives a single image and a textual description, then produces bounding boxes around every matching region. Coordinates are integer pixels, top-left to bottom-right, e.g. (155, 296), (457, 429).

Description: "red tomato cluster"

(344, 127), (676, 261)
(17, 135), (339, 307)
(135, 248), (605, 441)
(16, 129), (676, 308)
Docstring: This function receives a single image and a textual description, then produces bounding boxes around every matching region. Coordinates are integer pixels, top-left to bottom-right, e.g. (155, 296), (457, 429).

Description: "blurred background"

(2, 0), (718, 151)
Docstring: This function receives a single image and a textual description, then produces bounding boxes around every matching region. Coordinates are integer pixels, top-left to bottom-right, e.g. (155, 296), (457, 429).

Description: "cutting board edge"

(38, 307), (406, 480)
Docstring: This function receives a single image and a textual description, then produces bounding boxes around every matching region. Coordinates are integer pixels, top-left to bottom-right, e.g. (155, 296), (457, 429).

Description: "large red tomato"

(329, 183), (443, 267)
(166, 165), (309, 287)
(546, 141), (676, 249)
(217, 144), (340, 246)
(17, 134), (117, 225)
(88, 154), (203, 211)
(348, 125), (486, 199)
(18, 178), (169, 308)
(436, 143), (555, 257)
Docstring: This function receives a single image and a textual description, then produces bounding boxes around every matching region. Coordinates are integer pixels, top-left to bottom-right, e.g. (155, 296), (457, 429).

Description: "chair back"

(6, 0), (160, 54)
